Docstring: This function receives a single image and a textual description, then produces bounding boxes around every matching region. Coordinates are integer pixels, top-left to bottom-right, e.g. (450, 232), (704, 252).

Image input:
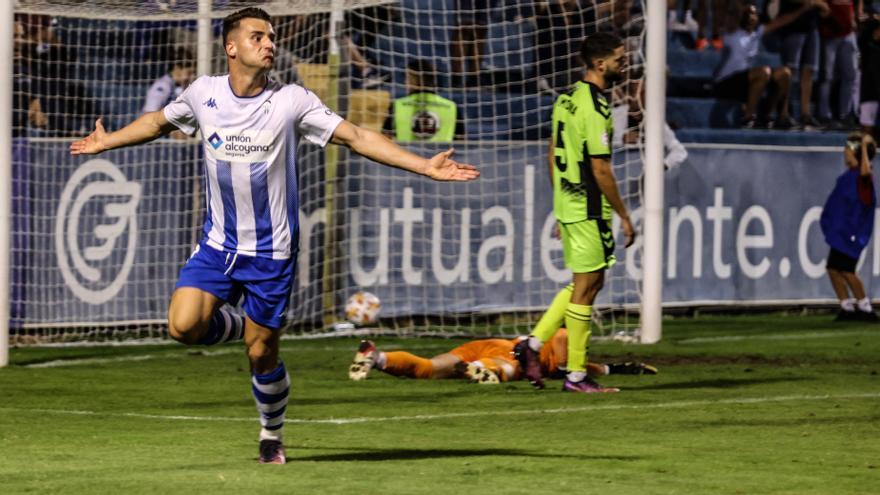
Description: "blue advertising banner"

(11, 140), (875, 327)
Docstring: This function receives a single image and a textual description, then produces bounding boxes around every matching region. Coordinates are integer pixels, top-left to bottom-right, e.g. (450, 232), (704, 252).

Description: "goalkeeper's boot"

(513, 339), (544, 389)
(348, 340), (378, 381)
(562, 376), (619, 394)
(463, 362), (501, 384)
(258, 439), (286, 465)
(608, 362), (658, 375)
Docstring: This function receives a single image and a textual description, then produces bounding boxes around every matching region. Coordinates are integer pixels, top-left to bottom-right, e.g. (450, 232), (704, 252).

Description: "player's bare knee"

(167, 312), (205, 345)
(247, 339), (278, 371)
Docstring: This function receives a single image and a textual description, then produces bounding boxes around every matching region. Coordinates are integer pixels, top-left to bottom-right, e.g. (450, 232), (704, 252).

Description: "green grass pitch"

(1, 314), (878, 494)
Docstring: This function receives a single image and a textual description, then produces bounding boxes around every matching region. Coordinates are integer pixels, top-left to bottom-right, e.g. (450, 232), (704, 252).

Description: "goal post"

(1, 0), (13, 367)
(4, 0), (662, 352)
(641, 0), (666, 344)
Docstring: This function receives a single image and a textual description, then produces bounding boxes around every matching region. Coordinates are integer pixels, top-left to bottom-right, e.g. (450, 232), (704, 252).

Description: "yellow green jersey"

(550, 80), (613, 223)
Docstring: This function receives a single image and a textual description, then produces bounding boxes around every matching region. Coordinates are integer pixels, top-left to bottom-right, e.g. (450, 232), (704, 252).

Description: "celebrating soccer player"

(70, 7), (478, 464)
(514, 33), (635, 393)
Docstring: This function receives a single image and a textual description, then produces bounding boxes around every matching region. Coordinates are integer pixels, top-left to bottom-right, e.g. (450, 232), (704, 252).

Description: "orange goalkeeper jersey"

(447, 329), (568, 379)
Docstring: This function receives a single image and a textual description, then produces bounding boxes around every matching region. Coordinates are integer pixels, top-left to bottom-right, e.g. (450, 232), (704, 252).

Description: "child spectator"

(820, 132), (877, 321)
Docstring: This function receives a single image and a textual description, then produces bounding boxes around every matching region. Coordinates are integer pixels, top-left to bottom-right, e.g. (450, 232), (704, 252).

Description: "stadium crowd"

(10, 1), (880, 140)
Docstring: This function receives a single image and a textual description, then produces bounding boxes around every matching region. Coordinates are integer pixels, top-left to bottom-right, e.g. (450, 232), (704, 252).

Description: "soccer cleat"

(348, 340), (378, 381)
(562, 376), (619, 393)
(608, 361), (658, 375)
(258, 439), (286, 464)
(463, 362), (501, 384)
(513, 339), (544, 389)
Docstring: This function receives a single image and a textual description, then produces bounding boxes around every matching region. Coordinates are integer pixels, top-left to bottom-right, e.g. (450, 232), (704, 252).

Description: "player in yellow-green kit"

(514, 32), (636, 393)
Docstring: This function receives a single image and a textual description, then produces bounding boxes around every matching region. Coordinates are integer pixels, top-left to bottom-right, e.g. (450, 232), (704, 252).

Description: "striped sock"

(197, 308), (245, 345)
(252, 362), (290, 442)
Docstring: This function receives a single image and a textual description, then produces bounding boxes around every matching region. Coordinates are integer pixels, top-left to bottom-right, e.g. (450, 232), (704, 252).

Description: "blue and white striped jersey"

(164, 75), (343, 259)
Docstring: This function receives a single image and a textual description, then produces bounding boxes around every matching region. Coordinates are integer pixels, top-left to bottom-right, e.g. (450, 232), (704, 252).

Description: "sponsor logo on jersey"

(207, 132), (223, 150)
(203, 97), (218, 109)
(203, 127), (277, 162)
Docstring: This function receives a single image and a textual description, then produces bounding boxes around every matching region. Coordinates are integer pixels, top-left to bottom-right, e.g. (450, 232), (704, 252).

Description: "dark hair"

(847, 132), (877, 161)
(579, 32), (623, 69)
(222, 7), (272, 44)
(407, 59), (437, 89)
(739, 2), (757, 30)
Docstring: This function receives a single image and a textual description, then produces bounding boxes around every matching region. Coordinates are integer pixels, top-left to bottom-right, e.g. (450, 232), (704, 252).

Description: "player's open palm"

(425, 149), (480, 182)
(70, 118), (108, 155)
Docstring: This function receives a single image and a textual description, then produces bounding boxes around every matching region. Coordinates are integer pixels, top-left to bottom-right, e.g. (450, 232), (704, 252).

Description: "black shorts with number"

(826, 248), (858, 273)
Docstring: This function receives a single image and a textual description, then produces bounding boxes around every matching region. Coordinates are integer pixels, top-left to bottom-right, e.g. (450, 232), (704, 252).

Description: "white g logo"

(55, 159), (142, 304)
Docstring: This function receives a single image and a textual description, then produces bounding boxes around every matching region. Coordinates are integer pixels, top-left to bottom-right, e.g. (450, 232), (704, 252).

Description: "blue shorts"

(175, 241), (295, 330)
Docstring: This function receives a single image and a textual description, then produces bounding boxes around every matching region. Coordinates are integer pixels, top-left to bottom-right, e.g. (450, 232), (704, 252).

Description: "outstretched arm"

(70, 111), (178, 155)
(330, 120), (479, 182)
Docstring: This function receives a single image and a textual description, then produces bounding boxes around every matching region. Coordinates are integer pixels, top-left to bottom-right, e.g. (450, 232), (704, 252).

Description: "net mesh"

(10, 0), (648, 344)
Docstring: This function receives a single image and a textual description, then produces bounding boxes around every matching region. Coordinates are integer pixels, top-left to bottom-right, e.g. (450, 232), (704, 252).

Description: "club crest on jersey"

(203, 97), (218, 109)
(261, 99), (272, 115)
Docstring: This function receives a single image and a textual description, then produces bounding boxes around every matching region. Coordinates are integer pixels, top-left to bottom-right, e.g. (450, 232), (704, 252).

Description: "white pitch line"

(20, 344), (452, 368)
(677, 329), (875, 344)
(2, 393), (877, 426)
(22, 348), (243, 368)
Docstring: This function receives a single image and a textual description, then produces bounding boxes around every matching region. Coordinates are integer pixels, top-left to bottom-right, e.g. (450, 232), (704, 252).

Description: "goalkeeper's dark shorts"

(826, 248), (858, 273)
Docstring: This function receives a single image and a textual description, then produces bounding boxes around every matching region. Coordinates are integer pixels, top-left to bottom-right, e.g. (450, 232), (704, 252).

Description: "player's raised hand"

(424, 148), (480, 182)
(70, 118), (108, 155)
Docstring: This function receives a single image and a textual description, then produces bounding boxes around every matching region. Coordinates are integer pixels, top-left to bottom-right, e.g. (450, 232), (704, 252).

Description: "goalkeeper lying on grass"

(348, 328), (656, 387)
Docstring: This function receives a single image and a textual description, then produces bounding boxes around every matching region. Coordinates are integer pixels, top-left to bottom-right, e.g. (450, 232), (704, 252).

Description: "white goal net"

(8, 0), (650, 344)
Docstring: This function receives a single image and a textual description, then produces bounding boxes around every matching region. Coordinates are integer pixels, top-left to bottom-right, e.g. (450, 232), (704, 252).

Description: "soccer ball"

(344, 291), (381, 326)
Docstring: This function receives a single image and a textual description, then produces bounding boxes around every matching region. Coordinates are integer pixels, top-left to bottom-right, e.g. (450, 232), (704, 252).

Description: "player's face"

(602, 46), (627, 84)
(227, 18), (276, 71)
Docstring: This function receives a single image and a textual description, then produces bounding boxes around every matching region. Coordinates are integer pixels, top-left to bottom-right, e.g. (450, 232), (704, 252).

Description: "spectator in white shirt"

(142, 47), (195, 114)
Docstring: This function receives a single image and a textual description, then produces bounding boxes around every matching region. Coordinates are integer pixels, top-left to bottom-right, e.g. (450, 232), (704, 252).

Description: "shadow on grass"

(624, 376), (809, 391)
(291, 447), (642, 462)
(696, 414), (880, 428)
